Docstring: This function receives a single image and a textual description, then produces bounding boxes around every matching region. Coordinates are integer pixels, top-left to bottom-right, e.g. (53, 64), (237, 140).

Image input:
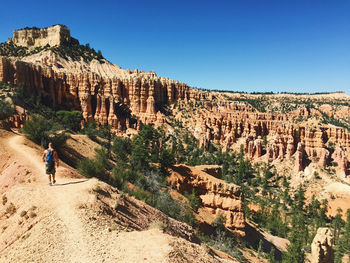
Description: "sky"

(0, 0), (349, 93)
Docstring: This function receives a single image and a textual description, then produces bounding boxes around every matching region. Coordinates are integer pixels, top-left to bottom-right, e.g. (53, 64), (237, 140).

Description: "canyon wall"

(0, 56), (199, 131)
(193, 101), (350, 176)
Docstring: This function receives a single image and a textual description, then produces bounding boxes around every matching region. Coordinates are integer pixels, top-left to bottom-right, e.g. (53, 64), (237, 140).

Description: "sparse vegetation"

(0, 98), (16, 120)
(22, 114), (68, 149)
(0, 39), (105, 63)
(20, 210), (27, 217)
(6, 202), (16, 215)
(2, 195), (7, 205)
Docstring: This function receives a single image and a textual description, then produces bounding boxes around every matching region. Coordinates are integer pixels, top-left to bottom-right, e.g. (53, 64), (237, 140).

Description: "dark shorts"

(46, 162), (56, 175)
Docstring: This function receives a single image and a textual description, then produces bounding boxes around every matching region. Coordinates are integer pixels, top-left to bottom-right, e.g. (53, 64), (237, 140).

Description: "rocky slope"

(0, 129), (236, 263)
(0, 25), (208, 131)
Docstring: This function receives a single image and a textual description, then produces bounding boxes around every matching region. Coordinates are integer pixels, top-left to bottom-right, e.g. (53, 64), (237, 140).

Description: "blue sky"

(0, 0), (349, 93)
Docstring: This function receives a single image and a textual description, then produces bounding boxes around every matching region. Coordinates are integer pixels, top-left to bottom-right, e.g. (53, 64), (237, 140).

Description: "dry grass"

(29, 211), (37, 218)
(2, 195), (7, 205)
(20, 210), (27, 217)
(5, 202), (16, 215)
(148, 220), (167, 232)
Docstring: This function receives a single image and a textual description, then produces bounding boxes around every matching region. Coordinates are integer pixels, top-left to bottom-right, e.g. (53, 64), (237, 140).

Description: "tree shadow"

(244, 222), (283, 261)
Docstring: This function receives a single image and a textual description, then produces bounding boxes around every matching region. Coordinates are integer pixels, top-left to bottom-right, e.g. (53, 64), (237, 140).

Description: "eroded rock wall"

(193, 101), (350, 176)
(0, 56), (198, 130)
(168, 165), (245, 237)
(8, 25), (72, 48)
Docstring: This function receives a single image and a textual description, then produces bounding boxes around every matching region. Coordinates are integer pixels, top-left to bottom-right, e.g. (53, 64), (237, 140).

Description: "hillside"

(0, 129), (237, 263)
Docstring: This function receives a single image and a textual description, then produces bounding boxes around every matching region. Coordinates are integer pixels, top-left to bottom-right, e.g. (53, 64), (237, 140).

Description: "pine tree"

(268, 247), (276, 263)
(257, 239), (263, 258)
(334, 209), (350, 263)
(282, 230), (305, 263)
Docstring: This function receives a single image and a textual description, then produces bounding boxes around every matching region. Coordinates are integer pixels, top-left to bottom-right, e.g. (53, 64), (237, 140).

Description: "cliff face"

(168, 165), (245, 237)
(8, 25), (72, 48)
(0, 56), (198, 130)
(188, 100), (350, 177)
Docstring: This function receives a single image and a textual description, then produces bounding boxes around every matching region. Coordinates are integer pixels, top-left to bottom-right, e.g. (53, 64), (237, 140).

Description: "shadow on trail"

(52, 179), (89, 186)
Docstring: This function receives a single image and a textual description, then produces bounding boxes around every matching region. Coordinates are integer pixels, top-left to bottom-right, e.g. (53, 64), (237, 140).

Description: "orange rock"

(168, 165), (245, 237)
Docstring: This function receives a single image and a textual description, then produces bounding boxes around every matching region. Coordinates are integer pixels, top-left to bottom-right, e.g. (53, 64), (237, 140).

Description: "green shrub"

(154, 192), (182, 220)
(129, 187), (153, 204)
(112, 137), (131, 163)
(183, 208), (197, 227)
(159, 148), (175, 176)
(77, 148), (111, 181)
(184, 189), (201, 212)
(22, 115), (67, 148)
(81, 121), (98, 141)
(56, 110), (82, 131)
(111, 164), (141, 189)
(0, 98), (16, 120)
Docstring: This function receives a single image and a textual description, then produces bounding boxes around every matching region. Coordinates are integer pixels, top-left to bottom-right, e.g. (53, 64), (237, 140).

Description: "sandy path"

(2, 134), (93, 262)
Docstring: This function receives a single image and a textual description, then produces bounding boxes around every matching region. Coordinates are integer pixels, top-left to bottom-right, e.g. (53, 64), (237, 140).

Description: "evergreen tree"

(0, 98), (16, 120)
(282, 230), (305, 263)
(334, 209), (350, 263)
(268, 247), (276, 263)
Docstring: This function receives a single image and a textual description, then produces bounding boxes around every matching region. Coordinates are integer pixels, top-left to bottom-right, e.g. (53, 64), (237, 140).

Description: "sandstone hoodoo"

(310, 228), (334, 263)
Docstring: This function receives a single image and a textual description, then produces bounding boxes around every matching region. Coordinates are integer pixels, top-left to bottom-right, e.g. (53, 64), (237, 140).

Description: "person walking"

(42, 142), (59, 186)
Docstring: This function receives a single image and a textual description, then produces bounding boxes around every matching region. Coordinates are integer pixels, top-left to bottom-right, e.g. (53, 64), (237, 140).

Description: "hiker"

(42, 142), (59, 186)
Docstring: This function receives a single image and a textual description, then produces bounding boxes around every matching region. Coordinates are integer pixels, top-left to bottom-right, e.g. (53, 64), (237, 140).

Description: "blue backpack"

(46, 150), (55, 163)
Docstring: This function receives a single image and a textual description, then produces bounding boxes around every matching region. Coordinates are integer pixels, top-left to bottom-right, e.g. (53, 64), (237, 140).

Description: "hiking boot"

(53, 180), (56, 185)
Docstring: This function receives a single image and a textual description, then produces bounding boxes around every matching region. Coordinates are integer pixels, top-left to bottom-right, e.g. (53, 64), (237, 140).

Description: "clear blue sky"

(0, 0), (349, 93)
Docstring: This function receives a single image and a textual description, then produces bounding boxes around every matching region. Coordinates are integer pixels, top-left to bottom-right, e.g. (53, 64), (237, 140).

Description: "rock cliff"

(189, 100), (350, 177)
(168, 165), (245, 237)
(0, 56), (198, 130)
(8, 25), (72, 49)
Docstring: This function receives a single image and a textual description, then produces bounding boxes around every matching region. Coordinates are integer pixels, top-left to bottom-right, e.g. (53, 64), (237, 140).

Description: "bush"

(111, 164), (141, 189)
(22, 115), (67, 148)
(0, 99), (16, 120)
(154, 192), (182, 220)
(112, 137), (131, 163)
(77, 148), (111, 181)
(129, 187), (153, 204)
(81, 121), (98, 141)
(159, 148), (175, 176)
(56, 110), (82, 131)
(183, 208), (197, 227)
(184, 189), (201, 212)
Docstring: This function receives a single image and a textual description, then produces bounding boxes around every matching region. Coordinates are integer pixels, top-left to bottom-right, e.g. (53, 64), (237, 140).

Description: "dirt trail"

(3, 134), (93, 262)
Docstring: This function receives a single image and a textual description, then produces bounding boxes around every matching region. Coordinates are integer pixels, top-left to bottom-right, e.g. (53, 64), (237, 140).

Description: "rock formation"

(168, 165), (245, 237)
(8, 25), (72, 49)
(0, 56), (202, 131)
(333, 144), (349, 177)
(192, 100), (350, 177)
(311, 227), (334, 263)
